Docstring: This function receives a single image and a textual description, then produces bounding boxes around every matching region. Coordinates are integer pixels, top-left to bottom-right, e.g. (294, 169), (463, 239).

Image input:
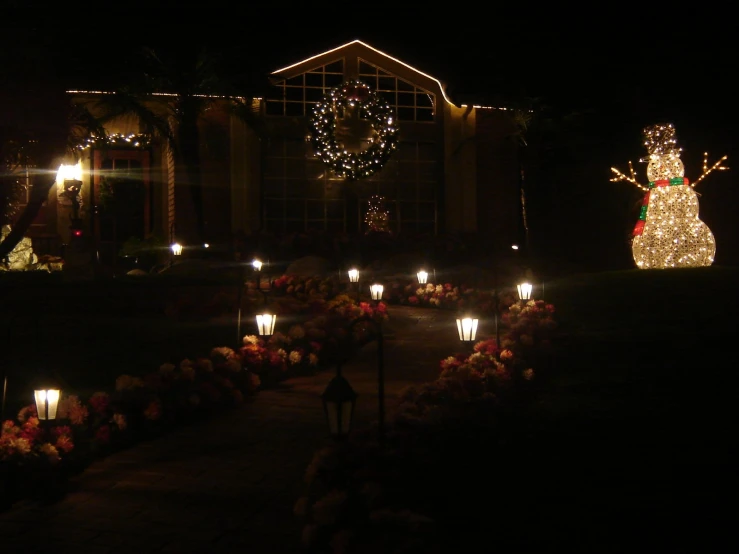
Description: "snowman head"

(647, 152), (684, 181)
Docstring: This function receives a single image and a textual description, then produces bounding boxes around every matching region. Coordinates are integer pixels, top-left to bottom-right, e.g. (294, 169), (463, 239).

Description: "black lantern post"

(321, 363), (358, 441)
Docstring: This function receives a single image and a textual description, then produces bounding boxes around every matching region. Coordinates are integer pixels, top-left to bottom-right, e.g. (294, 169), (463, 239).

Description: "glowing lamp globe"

(256, 313), (276, 336)
(456, 317), (478, 342)
(417, 270), (428, 284)
(321, 373), (357, 441)
(170, 242), (183, 256)
(348, 268), (359, 283)
(370, 284), (384, 301)
(252, 259), (263, 271)
(517, 282), (533, 301)
(34, 388), (61, 421)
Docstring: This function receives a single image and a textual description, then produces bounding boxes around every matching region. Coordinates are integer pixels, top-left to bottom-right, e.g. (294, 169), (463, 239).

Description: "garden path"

(0, 304), (466, 553)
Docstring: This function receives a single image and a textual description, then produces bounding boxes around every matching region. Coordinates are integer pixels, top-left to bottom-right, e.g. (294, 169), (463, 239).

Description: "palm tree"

(86, 46), (268, 246)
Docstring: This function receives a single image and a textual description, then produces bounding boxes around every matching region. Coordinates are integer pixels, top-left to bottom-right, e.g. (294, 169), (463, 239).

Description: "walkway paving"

(0, 305), (467, 553)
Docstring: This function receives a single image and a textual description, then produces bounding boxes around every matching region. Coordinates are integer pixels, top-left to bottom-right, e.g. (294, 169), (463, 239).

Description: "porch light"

(456, 317), (479, 342)
(252, 259), (263, 272)
(348, 268), (359, 283)
(417, 270), (428, 284)
(321, 371), (357, 441)
(171, 242), (183, 256)
(370, 284), (384, 301)
(34, 387), (61, 421)
(517, 282), (533, 302)
(256, 313), (276, 337)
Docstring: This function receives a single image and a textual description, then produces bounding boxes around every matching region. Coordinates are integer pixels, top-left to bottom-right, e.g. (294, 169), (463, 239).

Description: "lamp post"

(456, 316), (479, 349)
(517, 282), (533, 305)
(169, 242), (182, 268)
(321, 363), (358, 441)
(345, 314), (386, 446)
(417, 270), (428, 285)
(369, 283), (384, 302)
(252, 258), (263, 291)
(348, 268), (360, 299)
(256, 313), (276, 338)
(34, 386), (61, 424)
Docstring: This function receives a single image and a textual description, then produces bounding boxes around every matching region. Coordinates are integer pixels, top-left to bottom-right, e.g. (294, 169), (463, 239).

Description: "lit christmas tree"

(611, 123), (728, 269)
(364, 195), (390, 233)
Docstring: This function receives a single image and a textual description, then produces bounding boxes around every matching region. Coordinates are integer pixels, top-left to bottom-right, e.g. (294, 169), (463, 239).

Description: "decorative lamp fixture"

(517, 282), (533, 302)
(348, 268), (359, 283)
(256, 313), (276, 337)
(34, 387), (61, 421)
(370, 284), (384, 301)
(171, 242), (183, 256)
(456, 317), (479, 342)
(321, 371), (357, 441)
(511, 244), (519, 250)
(417, 270), (428, 284)
(252, 259), (263, 272)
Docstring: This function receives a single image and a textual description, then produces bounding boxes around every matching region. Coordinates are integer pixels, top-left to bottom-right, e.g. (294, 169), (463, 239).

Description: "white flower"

(416, 288), (425, 296)
(435, 285), (443, 294)
(277, 348), (287, 359)
(159, 363), (175, 374)
(289, 351), (302, 365)
(243, 335), (259, 346)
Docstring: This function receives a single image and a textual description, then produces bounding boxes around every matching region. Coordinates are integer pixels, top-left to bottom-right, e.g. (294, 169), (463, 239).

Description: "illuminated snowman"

(611, 123), (728, 269)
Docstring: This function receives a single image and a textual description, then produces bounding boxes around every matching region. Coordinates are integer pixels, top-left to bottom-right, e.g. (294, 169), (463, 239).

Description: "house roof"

(270, 39), (510, 111)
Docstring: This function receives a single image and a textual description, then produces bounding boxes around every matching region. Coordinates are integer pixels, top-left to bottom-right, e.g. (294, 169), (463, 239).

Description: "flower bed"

(294, 296), (558, 553)
(0, 276), (387, 510)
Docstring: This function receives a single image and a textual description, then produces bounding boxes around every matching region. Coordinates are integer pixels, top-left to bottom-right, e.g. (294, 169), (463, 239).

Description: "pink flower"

(89, 392), (110, 416)
(94, 425), (111, 444)
(55, 434), (74, 453)
(143, 400), (162, 421)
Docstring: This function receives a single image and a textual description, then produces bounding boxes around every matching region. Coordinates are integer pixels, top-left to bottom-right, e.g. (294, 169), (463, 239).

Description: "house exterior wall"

(55, 41), (519, 265)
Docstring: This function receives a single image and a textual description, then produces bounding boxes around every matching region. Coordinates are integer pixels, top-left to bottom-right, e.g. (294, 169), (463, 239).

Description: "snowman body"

(631, 152), (715, 268)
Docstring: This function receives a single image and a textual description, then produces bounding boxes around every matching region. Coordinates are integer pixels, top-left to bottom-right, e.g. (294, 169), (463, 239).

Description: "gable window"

(266, 60), (345, 117)
(358, 60), (435, 122)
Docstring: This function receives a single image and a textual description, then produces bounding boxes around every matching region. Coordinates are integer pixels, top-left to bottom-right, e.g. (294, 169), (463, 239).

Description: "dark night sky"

(3, 7), (738, 268)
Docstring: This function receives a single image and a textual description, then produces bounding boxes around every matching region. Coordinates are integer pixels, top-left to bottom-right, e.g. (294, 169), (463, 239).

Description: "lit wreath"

(310, 79), (399, 180)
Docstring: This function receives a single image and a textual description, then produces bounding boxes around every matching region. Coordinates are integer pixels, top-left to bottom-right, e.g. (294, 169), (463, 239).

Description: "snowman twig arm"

(610, 165), (648, 191)
(691, 154), (728, 188)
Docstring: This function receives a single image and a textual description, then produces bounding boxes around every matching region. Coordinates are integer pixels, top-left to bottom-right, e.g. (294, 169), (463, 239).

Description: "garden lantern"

(321, 367), (357, 441)
(170, 242), (183, 256)
(348, 268), (359, 283)
(256, 313), (276, 337)
(456, 317), (479, 343)
(517, 282), (533, 303)
(370, 283), (384, 301)
(417, 270), (428, 284)
(34, 387), (61, 421)
(252, 258), (263, 272)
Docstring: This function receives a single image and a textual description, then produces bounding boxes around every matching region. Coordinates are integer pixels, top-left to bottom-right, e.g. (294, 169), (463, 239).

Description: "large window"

(263, 57), (440, 234)
(358, 60), (435, 122)
(354, 141), (438, 234)
(263, 138), (345, 234)
(265, 60), (345, 117)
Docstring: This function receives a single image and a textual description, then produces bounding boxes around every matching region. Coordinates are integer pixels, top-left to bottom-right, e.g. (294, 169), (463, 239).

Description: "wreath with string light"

(310, 79), (399, 180)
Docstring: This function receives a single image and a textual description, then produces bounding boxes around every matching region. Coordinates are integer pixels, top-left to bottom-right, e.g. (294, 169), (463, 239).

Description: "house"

(32, 39), (523, 268)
